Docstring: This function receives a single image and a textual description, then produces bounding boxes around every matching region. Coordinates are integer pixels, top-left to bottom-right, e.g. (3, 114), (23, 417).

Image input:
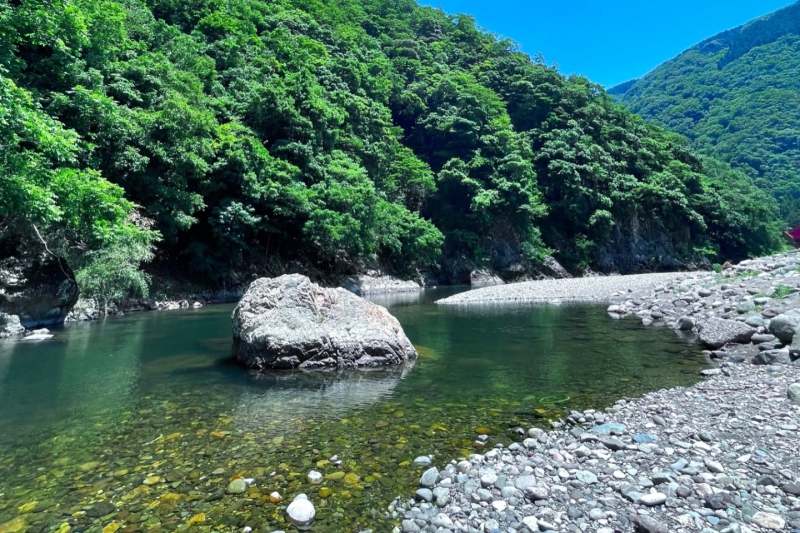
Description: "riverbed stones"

(392, 359), (800, 533)
(286, 494), (315, 530)
(231, 274), (417, 370)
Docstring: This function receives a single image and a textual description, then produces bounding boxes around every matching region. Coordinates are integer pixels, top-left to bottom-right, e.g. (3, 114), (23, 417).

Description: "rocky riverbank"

(393, 250), (800, 533)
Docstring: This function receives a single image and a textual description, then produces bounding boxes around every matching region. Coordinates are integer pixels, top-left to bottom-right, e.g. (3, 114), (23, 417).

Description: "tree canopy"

(611, 2), (800, 227)
(0, 0), (782, 289)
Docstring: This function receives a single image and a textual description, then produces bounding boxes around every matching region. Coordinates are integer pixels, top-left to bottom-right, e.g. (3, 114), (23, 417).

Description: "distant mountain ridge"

(611, 1), (800, 225)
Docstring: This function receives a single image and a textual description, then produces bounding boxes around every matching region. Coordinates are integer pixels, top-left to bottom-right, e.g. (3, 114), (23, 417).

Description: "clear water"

(0, 288), (704, 532)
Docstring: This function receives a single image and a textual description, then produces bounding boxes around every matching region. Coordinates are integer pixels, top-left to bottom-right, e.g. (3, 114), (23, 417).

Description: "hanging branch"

(31, 224), (74, 280)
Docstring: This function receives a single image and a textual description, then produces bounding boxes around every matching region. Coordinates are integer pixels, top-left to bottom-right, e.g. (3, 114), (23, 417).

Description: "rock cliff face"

(231, 274), (417, 370)
(0, 232), (79, 329)
(593, 215), (708, 273)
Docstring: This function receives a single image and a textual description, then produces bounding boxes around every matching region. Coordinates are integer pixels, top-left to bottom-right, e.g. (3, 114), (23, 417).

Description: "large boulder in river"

(698, 317), (755, 349)
(231, 274), (417, 370)
(0, 232), (79, 328)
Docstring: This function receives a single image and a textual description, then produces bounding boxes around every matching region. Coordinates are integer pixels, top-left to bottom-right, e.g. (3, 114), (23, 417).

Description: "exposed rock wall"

(594, 215), (709, 273)
(0, 231), (79, 329)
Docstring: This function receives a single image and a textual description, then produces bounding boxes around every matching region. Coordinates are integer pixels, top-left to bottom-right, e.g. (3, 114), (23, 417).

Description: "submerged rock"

(286, 494), (315, 530)
(226, 478), (247, 494)
(231, 274), (417, 370)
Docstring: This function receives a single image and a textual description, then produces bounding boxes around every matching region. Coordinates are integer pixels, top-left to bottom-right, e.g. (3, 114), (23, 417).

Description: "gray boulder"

(342, 273), (421, 296)
(541, 256), (572, 279)
(470, 269), (505, 288)
(231, 274), (417, 370)
(752, 349), (791, 366)
(676, 316), (696, 331)
(769, 314), (799, 343)
(745, 315), (765, 328)
(0, 312), (25, 338)
(698, 317), (755, 349)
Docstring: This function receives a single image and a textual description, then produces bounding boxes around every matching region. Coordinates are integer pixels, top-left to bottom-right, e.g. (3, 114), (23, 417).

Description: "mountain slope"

(0, 0), (782, 293)
(611, 2), (800, 226)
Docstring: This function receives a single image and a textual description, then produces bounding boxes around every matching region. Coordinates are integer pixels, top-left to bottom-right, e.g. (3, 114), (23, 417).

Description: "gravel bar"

(390, 251), (800, 533)
(436, 272), (699, 305)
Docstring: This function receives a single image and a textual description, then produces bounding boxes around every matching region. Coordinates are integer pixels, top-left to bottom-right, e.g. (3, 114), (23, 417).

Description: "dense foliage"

(611, 2), (800, 226)
(0, 0), (783, 291)
(0, 70), (158, 295)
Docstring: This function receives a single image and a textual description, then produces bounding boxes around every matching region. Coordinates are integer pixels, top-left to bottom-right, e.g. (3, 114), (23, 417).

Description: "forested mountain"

(611, 2), (800, 226)
(0, 0), (782, 297)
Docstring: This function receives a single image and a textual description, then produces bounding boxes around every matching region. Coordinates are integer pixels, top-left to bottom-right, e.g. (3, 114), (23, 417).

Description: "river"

(0, 288), (705, 532)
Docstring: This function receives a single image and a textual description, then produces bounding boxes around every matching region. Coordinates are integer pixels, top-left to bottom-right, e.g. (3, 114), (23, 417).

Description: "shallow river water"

(0, 288), (705, 533)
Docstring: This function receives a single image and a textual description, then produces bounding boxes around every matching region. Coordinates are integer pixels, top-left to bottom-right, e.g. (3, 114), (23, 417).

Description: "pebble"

(639, 492), (667, 506)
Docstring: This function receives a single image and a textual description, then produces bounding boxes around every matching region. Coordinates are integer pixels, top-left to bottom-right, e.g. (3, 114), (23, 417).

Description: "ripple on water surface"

(0, 287), (705, 532)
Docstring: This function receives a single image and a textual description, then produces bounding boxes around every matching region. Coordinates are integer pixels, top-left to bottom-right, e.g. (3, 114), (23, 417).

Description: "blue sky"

(420, 0), (795, 87)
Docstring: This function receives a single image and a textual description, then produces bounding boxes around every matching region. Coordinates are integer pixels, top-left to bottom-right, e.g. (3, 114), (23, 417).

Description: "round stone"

(286, 495), (315, 530)
(226, 478), (247, 494)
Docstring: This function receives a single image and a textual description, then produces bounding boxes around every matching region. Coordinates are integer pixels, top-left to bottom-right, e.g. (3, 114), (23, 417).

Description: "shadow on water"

(0, 288), (706, 531)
